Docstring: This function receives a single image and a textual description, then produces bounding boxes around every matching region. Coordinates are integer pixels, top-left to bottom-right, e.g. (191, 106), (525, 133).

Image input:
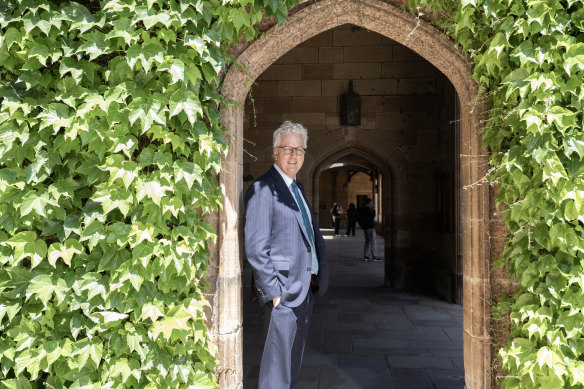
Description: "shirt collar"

(273, 163), (295, 187)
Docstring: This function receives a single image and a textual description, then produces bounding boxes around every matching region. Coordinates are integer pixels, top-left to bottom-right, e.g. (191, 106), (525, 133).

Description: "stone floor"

(242, 228), (465, 389)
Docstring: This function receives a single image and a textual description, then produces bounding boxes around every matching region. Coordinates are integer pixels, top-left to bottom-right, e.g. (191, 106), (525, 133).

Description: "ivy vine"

(407, 0), (584, 387)
(3, 0), (583, 387)
(0, 0), (296, 387)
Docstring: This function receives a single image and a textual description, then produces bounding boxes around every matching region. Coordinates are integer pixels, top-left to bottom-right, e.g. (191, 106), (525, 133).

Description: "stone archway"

(215, 0), (490, 387)
(310, 145), (400, 286)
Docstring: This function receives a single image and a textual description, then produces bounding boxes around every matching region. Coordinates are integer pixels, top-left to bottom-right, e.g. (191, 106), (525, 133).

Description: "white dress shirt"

(273, 164), (313, 225)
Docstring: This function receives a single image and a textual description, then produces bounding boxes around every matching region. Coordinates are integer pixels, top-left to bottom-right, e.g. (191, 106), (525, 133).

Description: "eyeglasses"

(276, 146), (305, 156)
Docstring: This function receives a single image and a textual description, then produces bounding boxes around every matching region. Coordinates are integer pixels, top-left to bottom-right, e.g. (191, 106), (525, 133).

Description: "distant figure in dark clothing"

(345, 203), (357, 236)
(331, 203), (343, 236)
(358, 198), (382, 262)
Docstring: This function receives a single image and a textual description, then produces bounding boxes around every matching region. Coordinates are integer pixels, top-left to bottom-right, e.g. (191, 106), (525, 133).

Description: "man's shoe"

(372, 257), (383, 262)
(362, 257), (370, 261)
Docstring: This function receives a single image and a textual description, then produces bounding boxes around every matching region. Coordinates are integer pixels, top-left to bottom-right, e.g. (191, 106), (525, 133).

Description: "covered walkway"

(243, 229), (464, 389)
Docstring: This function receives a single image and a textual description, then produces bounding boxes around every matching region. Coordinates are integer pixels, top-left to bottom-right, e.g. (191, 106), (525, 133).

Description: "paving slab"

(410, 339), (463, 350)
(411, 319), (461, 327)
(242, 229), (465, 388)
(387, 355), (456, 369)
(354, 347), (432, 356)
(338, 355), (389, 369)
(303, 352), (338, 367)
(427, 369), (465, 386)
(324, 337), (353, 354)
(352, 338), (410, 349)
(391, 368), (434, 389)
(443, 326), (464, 341)
(319, 367), (395, 389)
(299, 366), (321, 380)
(415, 326), (450, 341)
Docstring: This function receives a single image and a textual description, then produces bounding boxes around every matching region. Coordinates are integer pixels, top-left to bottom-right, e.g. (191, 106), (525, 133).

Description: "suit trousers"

(259, 290), (314, 389)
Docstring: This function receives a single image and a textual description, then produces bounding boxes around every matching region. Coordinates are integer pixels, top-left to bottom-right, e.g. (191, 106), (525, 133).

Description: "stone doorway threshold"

(243, 229), (464, 389)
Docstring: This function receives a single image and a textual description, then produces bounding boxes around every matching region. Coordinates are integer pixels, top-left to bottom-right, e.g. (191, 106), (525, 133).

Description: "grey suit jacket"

(244, 166), (328, 308)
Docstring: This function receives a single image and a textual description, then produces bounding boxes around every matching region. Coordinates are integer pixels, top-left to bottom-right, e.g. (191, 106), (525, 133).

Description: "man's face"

(273, 132), (305, 179)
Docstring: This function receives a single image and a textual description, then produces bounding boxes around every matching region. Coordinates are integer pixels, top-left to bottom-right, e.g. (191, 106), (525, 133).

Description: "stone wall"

(219, 0), (500, 386)
(243, 24), (457, 296)
(318, 170), (375, 228)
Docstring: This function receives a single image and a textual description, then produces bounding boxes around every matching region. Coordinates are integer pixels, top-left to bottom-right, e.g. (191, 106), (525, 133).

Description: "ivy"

(4, 0), (581, 386)
(0, 0), (297, 387)
(409, 0), (584, 387)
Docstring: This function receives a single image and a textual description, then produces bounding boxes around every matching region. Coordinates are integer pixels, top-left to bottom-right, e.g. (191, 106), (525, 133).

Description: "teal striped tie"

(291, 180), (319, 275)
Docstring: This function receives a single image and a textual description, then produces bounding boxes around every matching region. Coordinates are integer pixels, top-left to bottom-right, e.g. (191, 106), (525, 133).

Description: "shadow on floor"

(243, 228), (465, 389)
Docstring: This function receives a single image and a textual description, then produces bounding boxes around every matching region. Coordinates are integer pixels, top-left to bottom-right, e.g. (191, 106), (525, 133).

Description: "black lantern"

(341, 80), (361, 126)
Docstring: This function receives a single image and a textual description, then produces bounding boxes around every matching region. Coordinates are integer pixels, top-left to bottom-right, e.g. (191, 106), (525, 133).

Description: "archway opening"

(240, 24), (464, 388)
(217, 0), (490, 387)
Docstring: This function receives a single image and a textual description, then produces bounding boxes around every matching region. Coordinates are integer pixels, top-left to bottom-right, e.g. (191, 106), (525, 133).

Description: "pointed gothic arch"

(214, 0), (491, 387)
(310, 145), (398, 287)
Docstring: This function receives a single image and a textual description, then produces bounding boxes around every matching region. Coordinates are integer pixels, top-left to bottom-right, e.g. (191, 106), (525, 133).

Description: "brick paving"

(243, 228), (465, 389)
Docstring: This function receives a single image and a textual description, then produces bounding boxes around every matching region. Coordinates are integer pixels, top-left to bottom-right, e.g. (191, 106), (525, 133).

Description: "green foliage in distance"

(406, 0), (584, 387)
(0, 0), (296, 387)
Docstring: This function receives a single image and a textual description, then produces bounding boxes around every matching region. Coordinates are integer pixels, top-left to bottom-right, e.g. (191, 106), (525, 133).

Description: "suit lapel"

(268, 167), (311, 243)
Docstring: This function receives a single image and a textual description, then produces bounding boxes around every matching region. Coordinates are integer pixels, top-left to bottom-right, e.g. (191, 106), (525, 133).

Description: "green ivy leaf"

(26, 274), (68, 305)
(169, 90), (202, 124)
(47, 239), (83, 267)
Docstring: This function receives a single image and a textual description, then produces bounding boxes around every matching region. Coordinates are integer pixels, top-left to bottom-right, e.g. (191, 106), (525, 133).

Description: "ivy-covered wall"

(2, 0), (584, 388)
(0, 0), (297, 387)
(408, 0), (584, 387)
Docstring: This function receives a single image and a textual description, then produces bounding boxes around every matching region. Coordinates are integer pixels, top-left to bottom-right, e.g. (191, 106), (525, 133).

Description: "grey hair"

(273, 121), (308, 149)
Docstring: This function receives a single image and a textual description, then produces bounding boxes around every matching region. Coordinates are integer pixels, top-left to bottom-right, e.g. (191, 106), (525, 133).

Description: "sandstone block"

(361, 112), (376, 129)
(251, 113), (284, 131)
(322, 80), (349, 96)
(282, 113), (326, 129)
(343, 46), (393, 63)
(354, 79), (397, 94)
(256, 97), (293, 114)
(334, 63), (381, 79)
(299, 30), (333, 47)
(275, 47), (318, 64)
(398, 79), (436, 95)
(393, 45), (424, 62)
(377, 112), (434, 130)
(333, 28), (382, 46)
(302, 64), (333, 80)
(278, 80), (322, 96)
(364, 95), (440, 112)
(418, 128), (439, 145)
(250, 81), (278, 98)
(319, 47), (344, 63)
(361, 96), (385, 112)
(382, 36), (397, 46)
(293, 96), (337, 113)
(382, 62), (436, 79)
(378, 127), (417, 145)
(258, 64), (301, 80)
(325, 112), (341, 129)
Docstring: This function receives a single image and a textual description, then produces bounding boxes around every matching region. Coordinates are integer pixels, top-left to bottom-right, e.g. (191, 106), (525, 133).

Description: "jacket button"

(307, 267), (311, 271)
(307, 246), (311, 253)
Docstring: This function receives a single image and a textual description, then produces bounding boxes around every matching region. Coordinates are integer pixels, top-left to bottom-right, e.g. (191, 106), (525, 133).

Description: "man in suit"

(245, 121), (328, 389)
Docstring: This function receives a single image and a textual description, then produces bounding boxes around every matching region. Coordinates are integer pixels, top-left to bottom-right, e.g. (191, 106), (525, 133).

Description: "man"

(330, 202), (343, 236)
(244, 121), (328, 389)
(358, 198), (382, 262)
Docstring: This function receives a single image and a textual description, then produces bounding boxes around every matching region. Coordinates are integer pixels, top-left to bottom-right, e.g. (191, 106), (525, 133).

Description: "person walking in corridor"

(244, 121), (329, 389)
(331, 202), (343, 236)
(358, 198), (382, 261)
(345, 202), (357, 236)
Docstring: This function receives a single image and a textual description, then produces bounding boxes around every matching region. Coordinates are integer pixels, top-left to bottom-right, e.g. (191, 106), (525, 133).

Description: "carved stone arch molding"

(215, 0), (491, 387)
